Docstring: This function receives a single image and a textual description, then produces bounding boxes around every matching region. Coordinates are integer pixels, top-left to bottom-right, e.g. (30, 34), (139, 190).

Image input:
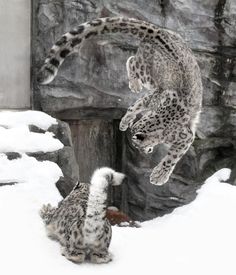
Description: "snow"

(1, 161), (235, 275)
(0, 110), (57, 130)
(0, 111), (63, 153)
(1, 110), (236, 275)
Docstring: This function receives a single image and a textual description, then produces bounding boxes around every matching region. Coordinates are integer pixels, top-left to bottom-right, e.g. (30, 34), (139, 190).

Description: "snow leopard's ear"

(73, 181), (81, 190)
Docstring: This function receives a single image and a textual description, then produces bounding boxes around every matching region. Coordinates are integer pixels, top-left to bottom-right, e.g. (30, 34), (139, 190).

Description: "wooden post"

(68, 119), (117, 182)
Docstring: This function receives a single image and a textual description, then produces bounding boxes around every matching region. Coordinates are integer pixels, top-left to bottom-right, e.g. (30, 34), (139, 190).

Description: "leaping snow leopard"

(40, 167), (125, 264)
(38, 17), (202, 185)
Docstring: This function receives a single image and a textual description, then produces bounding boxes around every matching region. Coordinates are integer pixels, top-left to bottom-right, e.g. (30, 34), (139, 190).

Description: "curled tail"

(37, 17), (160, 85)
(39, 203), (56, 225)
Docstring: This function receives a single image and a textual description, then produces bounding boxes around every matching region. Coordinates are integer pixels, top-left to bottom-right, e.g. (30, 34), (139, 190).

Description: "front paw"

(119, 114), (135, 131)
(150, 164), (171, 186)
(119, 120), (128, 131)
(64, 251), (86, 263)
(90, 253), (112, 264)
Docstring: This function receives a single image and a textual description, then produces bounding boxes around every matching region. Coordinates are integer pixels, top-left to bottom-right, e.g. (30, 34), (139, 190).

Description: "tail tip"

(91, 167), (126, 187)
(112, 171), (126, 186)
(37, 65), (55, 85)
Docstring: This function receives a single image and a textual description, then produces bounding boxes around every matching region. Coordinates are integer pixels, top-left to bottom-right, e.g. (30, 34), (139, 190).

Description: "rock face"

(28, 120), (79, 197)
(32, 0), (236, 221)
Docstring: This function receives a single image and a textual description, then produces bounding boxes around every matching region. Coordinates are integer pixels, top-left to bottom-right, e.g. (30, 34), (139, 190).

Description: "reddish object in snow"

(106, 209), (140, 227)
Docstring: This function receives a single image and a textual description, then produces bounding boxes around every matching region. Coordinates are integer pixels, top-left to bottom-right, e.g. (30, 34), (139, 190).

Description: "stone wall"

(32, 0), (236, 221)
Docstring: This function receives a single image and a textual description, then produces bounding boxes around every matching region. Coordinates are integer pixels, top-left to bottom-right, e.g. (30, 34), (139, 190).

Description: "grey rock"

(28, 124), (46, 133)
(27, 150), (59, 163)
(48, 120), (73, 147)
(194, 137), (236, 180)
(0, 182), (18, 187)
(5, 152), (22, 160)
(221, 82), (236, 108)
(32, 0), (236, 220)
(57, 146), (79, 184)
(198, 107), (224, 138)
(229, 164), (236, 185)
(56, 176), (77, 198)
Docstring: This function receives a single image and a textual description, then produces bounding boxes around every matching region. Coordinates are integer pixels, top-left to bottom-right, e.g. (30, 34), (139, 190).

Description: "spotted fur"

(40, 167), (125, 264)
(38, 17), (202, 185)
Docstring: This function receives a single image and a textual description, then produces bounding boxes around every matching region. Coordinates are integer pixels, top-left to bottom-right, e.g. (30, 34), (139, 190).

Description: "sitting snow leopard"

(40, 167), (125, 264)
(38, 17), (202, 185)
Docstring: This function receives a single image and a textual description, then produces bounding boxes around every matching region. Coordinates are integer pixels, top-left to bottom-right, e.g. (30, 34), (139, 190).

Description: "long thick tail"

(37, 17), (160, 85)
(83, 167), (125, 231)
(39, 203), (56, 225)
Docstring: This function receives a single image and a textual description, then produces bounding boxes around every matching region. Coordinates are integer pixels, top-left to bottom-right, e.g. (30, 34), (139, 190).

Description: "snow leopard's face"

(130, 112), (164, 154)
(131, 132), (158, 154)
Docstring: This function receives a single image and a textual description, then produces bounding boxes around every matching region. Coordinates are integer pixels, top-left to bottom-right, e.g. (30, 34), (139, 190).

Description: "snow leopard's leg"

(126, 56), (142, 93)
(150, 125), (194, 185)
(89, 220), (112, 264)
(61, 221), (86, 263)
(119, 92), (154, 131)
(119, 89), (177, 131)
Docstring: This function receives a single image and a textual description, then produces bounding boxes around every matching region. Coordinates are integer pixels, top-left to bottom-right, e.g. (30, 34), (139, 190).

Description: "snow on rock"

(0, 110), (80, 197)
(0, 110), (57, 130)
(0, 111), (63, 153)
(0, 154), (61, 185)
(0, 126), (63, 153)
(1, 165), (236, 275)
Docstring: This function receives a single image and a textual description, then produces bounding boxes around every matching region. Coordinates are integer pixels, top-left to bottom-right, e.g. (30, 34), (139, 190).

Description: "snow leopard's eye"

(147, 147), (153, 153)
(132, 133), (145, 141)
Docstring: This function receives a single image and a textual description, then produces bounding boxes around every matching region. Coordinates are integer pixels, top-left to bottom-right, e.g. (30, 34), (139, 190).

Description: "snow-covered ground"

(0, 111), (236, 275)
